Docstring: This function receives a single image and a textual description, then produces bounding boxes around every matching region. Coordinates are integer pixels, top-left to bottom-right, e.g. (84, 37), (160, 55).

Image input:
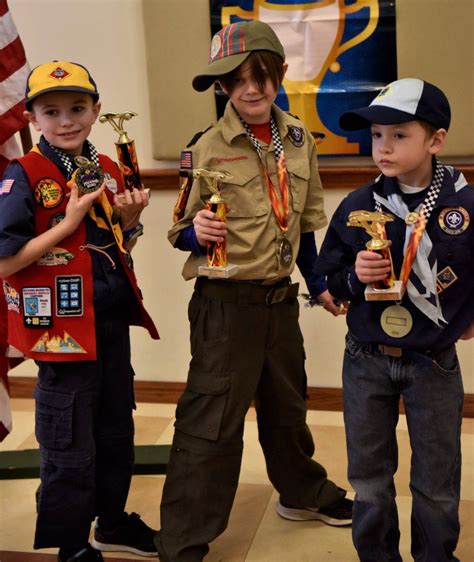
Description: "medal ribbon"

(374, 158), (446, 326)
(240, 114), (289, 234)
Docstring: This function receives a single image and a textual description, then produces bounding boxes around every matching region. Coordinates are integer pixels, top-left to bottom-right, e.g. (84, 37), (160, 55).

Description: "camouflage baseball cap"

(192, 20), (285, 92)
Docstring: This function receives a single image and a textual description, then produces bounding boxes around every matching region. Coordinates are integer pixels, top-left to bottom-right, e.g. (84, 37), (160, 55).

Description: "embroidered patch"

(214, 155), (248, 164)
(0, 179), (14, 195)
(288, 126), (305, 147)
(37, 247), (74, 266)
(438, 207), (470, 235)
(49, 213), (65, 228)
(55, 276), (83, 316)
(34, 178), (64, 208)
(30, 331), (86, 354)
(3, 281), (20, 313)
(22, 287), (52, 328)
(49, 66), (71, 80)
(180, 150), (193, 170)
(436, 266), (458, 294)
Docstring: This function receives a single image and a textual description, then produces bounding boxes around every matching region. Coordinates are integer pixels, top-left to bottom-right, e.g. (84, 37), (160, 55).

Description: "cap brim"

(26, 86), (99, 106)
(339, 106), (417, 131)
(192, 52), (251, 92)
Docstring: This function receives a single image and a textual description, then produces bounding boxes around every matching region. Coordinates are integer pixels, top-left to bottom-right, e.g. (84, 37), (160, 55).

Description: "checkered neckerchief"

(45, 139), (100, 177)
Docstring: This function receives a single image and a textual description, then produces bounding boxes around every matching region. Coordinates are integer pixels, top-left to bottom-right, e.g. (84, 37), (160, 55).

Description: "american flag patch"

(0, 179), (14, 195)
(180, 150), (193, 170)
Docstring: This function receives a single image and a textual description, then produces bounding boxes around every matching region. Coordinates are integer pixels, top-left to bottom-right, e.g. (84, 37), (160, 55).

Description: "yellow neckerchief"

(30, 145), (126, 253)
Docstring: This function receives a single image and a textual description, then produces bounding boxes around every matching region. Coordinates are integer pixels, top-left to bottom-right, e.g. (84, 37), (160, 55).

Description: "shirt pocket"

(287, 158), (310, 213)
(220, 168), (268, 218)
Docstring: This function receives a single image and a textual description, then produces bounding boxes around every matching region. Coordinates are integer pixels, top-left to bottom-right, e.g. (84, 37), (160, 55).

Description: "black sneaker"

(58, 544), (104, 562)
(92, 512), (158, 557)
(276, 497), (353, 526)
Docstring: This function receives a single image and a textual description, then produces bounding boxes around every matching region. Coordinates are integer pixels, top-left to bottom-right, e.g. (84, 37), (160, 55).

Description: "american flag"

(0, 0), (29, 441)
(0, 0), (30, 146)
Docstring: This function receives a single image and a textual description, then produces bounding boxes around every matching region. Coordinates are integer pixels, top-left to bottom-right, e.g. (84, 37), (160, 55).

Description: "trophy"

(194, 169), (237, 279)
(347, 210), (403, 301)
(70, 156), (105, 193)
(99, 111), (149, 200)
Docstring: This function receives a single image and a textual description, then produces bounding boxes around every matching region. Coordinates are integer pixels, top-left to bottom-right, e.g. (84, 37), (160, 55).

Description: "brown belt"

(195, 277), (299, 305)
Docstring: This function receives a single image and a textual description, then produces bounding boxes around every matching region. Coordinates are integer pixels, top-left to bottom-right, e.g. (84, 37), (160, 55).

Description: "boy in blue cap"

(317, 78), (473, 561)
(0, 61), (159, 561)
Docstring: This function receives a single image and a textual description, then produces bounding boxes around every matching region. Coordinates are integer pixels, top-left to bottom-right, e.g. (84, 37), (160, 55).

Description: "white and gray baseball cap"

(339, 78), (451, 131)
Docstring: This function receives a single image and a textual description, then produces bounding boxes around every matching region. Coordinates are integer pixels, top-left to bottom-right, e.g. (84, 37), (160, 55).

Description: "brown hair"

(219, 51), (285, 94)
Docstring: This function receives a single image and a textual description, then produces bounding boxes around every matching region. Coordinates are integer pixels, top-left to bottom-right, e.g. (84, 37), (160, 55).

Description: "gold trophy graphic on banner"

(99, 111), (145, 192)
(347, 210), (403, 301)
(221, 0), (379, 154)
(194, 169), (238, 279)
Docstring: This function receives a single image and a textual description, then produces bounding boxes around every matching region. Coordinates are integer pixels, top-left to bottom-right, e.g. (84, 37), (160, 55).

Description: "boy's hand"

(193, 208), (227, 246)
(63, 183), (106, 234)
(355, 250), (392, 284)
(317, 290), (348, 316)
(459, 321), (474, 340)
(115, 187), (149, 229)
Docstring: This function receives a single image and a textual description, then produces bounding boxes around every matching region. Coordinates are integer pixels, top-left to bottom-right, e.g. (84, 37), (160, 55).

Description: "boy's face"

(219, 59), (286, 124)
(370, 121), (446, 186)
(24, 91), (101, 156)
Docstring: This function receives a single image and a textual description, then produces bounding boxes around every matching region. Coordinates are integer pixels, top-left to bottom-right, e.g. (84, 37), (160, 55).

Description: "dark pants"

(157, 279), (344, 562)
(343, 333), (463, 562)
(34, 316), (135, 549)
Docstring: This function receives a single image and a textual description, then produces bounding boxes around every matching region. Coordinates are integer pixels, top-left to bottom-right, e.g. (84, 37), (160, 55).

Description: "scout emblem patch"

(3, 281), (20, 313)
(34, 178), (64, 208)
(49, 213), (65, 228)
(288, 126), (305, 147)
(22, 287), (52, 328)
(55, 276), (83, 316)
(37, 247), (74, 266)
(31, 331), (86, 354)
(438, 207), (470, 235)
(436, 266), (458, 294)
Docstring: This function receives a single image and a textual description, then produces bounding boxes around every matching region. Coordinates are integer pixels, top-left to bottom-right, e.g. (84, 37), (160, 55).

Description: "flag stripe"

(0, 0), (8, 17)
(0, 7), (18, 49)
(0, 100), (28, 144)
(0, 62), (29, 113)
(0, 35), (27, 82)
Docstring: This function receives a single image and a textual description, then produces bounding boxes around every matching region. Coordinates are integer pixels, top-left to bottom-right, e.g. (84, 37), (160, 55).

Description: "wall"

(8, 0), (473, 392)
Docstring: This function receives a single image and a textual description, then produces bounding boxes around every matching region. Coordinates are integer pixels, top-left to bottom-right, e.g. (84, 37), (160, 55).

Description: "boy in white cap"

(0, 61), (159, 561)
(159, 18), (352, 562)
(317, 78), (474, 561)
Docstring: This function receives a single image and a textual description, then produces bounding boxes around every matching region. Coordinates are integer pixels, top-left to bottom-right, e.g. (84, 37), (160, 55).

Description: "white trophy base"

(198, 264), (238, 279)
(365, 280), (404, 301)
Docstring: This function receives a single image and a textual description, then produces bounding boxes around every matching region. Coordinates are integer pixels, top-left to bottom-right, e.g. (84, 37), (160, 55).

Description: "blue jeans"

(343, 333), (463, 562)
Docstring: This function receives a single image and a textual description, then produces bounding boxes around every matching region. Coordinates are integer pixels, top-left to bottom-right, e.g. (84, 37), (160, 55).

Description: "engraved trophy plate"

(72, 156), (105, 194)
(194, 169), (238, 279)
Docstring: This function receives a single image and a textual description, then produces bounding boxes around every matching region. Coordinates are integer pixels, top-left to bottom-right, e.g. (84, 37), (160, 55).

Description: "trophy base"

(198, 264), (238, 279)
(365, 280), (404, 301)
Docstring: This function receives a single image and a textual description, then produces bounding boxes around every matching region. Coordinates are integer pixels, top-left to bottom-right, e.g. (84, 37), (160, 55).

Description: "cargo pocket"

(35, 386), (74, 450)
(175, 373), (230, 442)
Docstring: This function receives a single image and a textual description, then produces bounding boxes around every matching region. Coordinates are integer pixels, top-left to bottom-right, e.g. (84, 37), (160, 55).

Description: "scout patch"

(22, 287), (52, 328)
(37, 247), (74, 266)
(55, 275), (83, 316)
(288, 126), (305, 147)
(30, 330), (86, 354)
(436, 266), (458, 293)
(49, 213), (65, 228)
(3, 281), (20, 313)
(34, 178), (64, 208)
(0, 179), (14, 195)
(438, 207), (470, 235)
(180, 150), (193, 170)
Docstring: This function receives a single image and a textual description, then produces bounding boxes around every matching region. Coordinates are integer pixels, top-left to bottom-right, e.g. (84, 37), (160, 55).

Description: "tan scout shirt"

(168, 102), (327, 282)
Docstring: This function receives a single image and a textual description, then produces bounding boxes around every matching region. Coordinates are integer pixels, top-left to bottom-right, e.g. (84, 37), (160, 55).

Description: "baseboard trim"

(9, 376), (474, 418)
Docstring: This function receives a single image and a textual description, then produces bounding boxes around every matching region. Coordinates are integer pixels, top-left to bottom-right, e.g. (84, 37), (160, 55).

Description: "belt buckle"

(265, 285), (288, 305)
(378, 344), (402, 357)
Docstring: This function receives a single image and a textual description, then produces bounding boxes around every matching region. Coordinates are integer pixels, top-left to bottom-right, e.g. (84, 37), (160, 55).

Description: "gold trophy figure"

(194, 169), (237, 279)
(347, 210), (403, 301)
(99, 112), (144, 193)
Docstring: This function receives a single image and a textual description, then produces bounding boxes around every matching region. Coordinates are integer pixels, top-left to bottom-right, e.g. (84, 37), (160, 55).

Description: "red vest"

(4, 151), (158, 361)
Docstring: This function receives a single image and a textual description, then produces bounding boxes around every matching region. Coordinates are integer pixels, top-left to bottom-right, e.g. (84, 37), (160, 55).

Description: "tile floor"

(0, 399), (472, 561)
